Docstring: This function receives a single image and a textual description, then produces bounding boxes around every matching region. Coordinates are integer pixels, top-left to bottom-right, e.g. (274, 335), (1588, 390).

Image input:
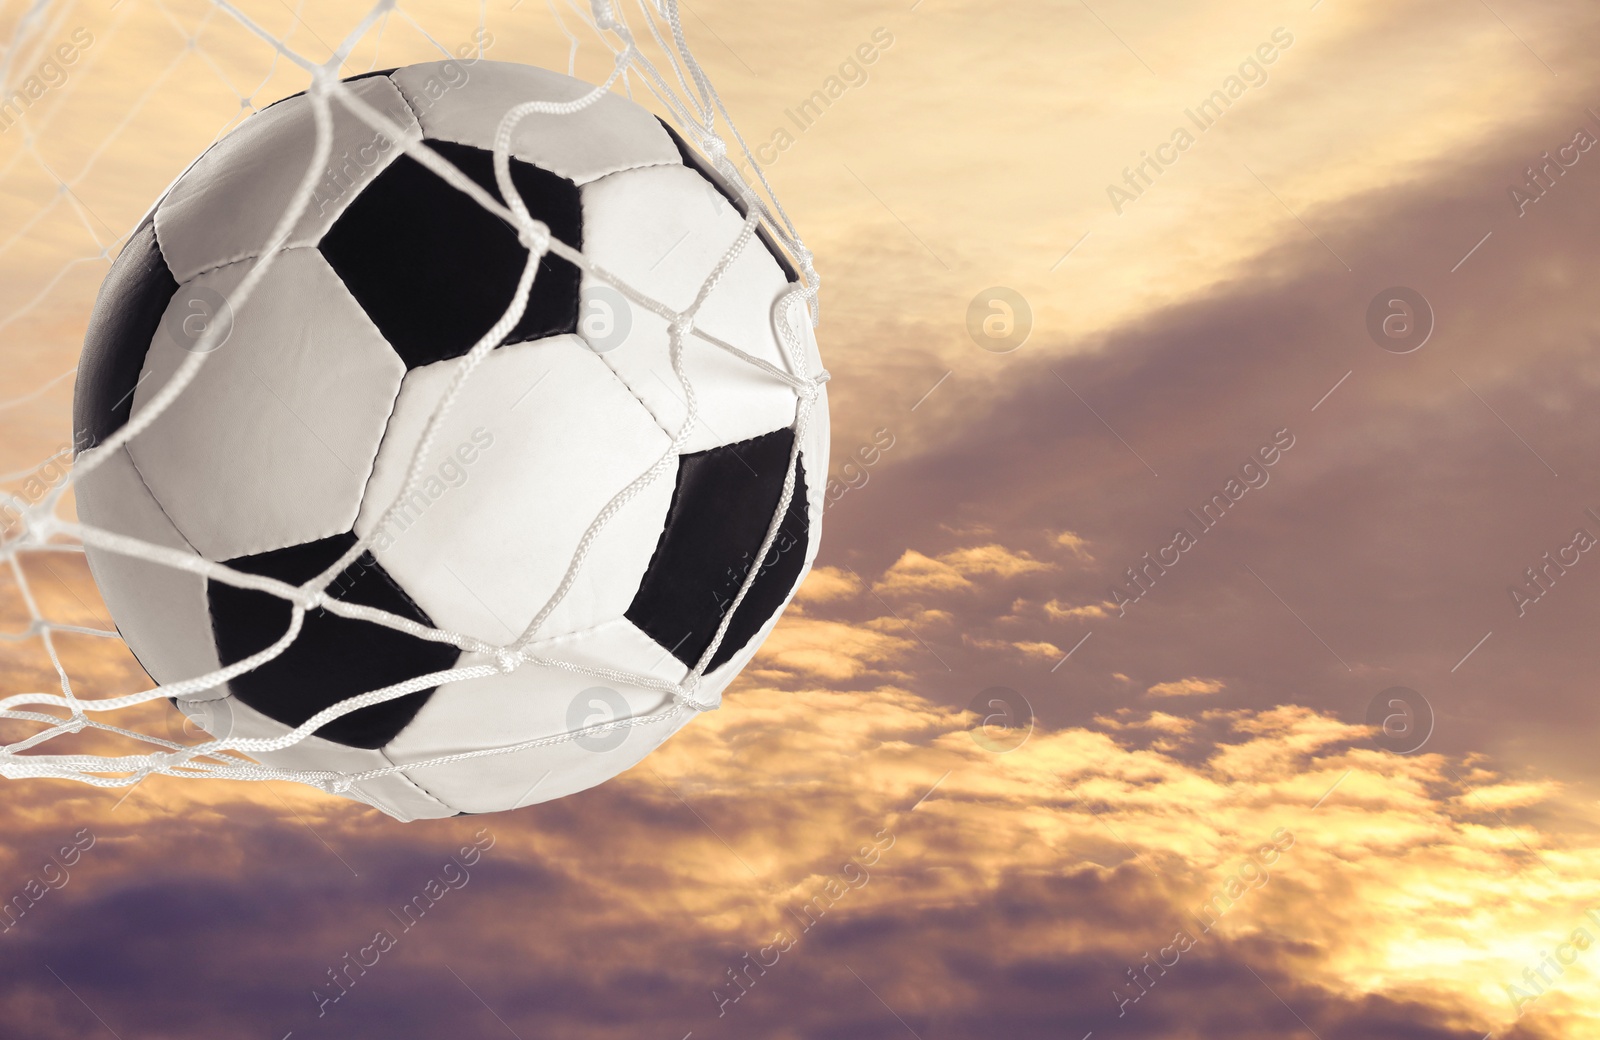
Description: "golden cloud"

(1045, 596), (1111, 621)
(961, 634), (1062, 660)
(792, 565), (858, 605)
(871, 549), (973, 597)
(873, 543), (1053, 599)
(1054, 530), (1092, 557)
(1146, 676), (1226, 698)
(1095, 709), (1198, 735)
(749, 614), (914, 682)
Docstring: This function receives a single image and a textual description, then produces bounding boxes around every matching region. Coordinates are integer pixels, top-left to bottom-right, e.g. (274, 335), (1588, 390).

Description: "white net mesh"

(0, 0), (825, 801)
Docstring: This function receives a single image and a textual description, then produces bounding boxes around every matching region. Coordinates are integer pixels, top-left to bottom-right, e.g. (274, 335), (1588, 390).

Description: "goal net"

(0, 0), (822, 805)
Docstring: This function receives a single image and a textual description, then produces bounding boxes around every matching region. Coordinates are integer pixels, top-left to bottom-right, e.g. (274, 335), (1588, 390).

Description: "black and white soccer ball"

(72, 61), (828, 820)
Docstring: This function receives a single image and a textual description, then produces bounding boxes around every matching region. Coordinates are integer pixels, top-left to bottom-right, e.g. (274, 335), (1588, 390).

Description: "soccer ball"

(71, 61), (828, 820)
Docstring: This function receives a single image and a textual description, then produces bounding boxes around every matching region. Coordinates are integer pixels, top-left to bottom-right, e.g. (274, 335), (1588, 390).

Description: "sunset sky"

(6, 0), (1600, 1037)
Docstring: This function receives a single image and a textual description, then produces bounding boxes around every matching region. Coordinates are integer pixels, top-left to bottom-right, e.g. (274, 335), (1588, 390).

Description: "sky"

(4, 0), (1600, 1037)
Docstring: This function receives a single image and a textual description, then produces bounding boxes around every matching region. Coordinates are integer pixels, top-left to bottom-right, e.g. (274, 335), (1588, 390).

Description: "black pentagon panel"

(72, 218), (179, 453)
(320, 138), (582, 368)
(208, 532), (459, 749)
(626, 428), (810, 671)
(655, 118), (801, 284)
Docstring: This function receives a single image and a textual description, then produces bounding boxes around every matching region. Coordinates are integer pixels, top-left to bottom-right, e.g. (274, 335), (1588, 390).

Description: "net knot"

(702, 134), (727, 164)
(518, 220), (551, 256)
(493, 649), (520, 674)
(674, 676), (717, 714)
(31, 513), (57, 540)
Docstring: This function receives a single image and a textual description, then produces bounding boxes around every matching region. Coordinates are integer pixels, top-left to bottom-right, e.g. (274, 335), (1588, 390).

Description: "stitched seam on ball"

(117, 442), (218, 617)
(351, 547), (449, 642)
(302, 77), (420, 233)
(342, 279), (408, 561)
(380, 747), (458, 814)
(586, 342), (677, 441)
(571, 156), (681, 186)
(496, 614), (624, 652)
(389, 73), (425, 127)
(110, 441), (231, 694)
(161, 247), (397, 563)
(519, 615), (687, 682)
(580, 158), (754, 250)
(171, 83), (422, 284)
(113, 442), (243, 716)
(579, 165), (795, 437)
(631, 462), (686, 617)
(178, 244), (319, 285)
